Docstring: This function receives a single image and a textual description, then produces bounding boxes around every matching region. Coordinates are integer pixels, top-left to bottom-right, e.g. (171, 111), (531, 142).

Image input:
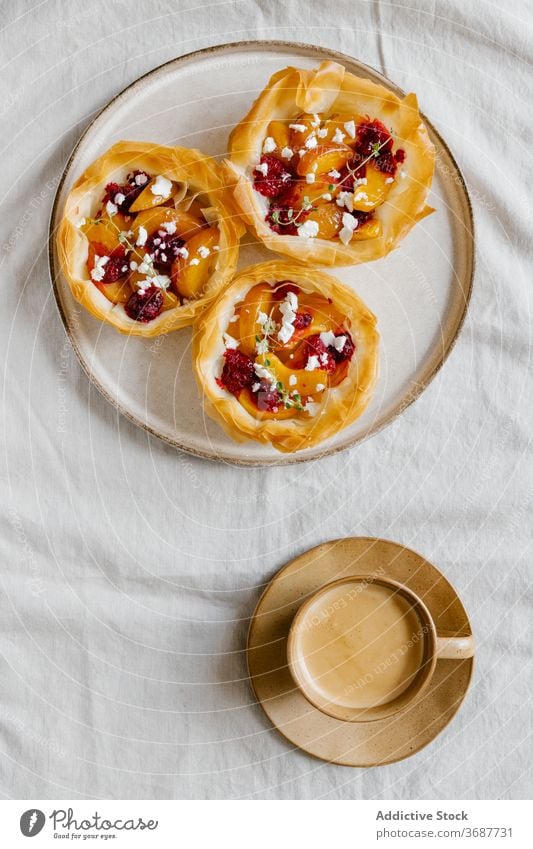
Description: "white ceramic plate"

(49, 41), (474, 466)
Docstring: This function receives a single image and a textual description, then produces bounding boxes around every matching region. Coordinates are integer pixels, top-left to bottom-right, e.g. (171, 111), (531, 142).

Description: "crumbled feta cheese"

(305, 173), (315, 184)
(328, 169), (341, 179)
(311, 113), (321, 127)
(320, 352), (329, 366)
(297, 220), (319, 239)
(136, 225), (148, 247)
(256, 161), (269, 176)
(332, 128), (345, 144)
(320, 330), (336, 347)
(263, 136), (276, 153)
(305, 134), (318, 149)
(176, 247), (189, 259)
(385, 177), (394, 184)
(281, 146), (293, 159)
(305, 355), (320, 372)
(106, 201), (117, 217)
(162, 221), (177, 234)
(278, 291), (298, 344)
(229, 315), (239, 323)
(129, 261), (138, 271)
(298, 149), (306, 158)
(223, 332), (239, 349)
(138, 254), (154, 275)
(333, 335), (347, 352)
(135, 173), (148, 186)
(257, 311), (269, 326)
(289, 123), (306, 132)
(342, 212), (358, 231)
(356, 177), (368, 186)
(114, 192), (125, 205)
(254, 363), (276, 385)
(189, 258), (200, 266)
(151, 175), (172, 199)
(252, 382), (261, 393)
(353, 191), (368, 202)
(339, 227), (353, 245)
(76, 217), (86, 229)
(317, 127), (328, 138)
(343, 120), (356, 139)
(212, 245), (220, 251)
(336, 191), (354, 212)
(90, 255), (109, 282)
(198, 245), (210, 258)
(316, 383), (326, 392)
(289, 374), (297, 386)
(256, 338), (269, 355)
(321, 192), (332, 201)
(151, 274), (171, 290)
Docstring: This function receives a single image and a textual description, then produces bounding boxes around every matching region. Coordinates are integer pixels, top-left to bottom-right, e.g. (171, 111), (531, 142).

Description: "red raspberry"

(103, 170), (151, 213)
(253, 155), (293, 197)
(254, 379), (282, 412)
(356, 120), (394, 157)
(331, 331), (355, 363)
(304, 335), (337, 373)
(220, 349), (255, 396)
(293, 312), (312, 330)
(273, 281), (301, 300)
(395, 148), (406, 164)
(101, 253), (129, 283)
(265, 205), (298, 235)
(125, 286), (163, 322)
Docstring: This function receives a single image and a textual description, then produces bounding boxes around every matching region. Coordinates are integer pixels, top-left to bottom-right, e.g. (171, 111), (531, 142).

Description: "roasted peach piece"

(95, 278), (132, 304)
(82, 218), (123, 251)
(350, 218), (382, 240)
(351, 165), (392, 211)
(303, 204), (343, 240)
(129, 177), (175, 212)
(171, 226), (219, 299)
(266, 120), (291, 152)
(288, 113), (321, 150)
(161, 289), (179, 311)
(321, 113), (361, 145)
(237, 282), (274, 356)
(297, 144), (353, 177)
(256, 352), (328, 396)
(132, 206), (205, 243)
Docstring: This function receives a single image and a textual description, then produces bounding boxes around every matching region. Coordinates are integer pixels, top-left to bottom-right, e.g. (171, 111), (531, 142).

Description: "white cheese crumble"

(336, 191), (354, 212)
(256, 161), (269, 176)
(251, 382), (261, 393)
(311, 113), (321, 127)
(198, 245), (210, 258)
(105, 200), (117, 217)
(305, 400), (320, 416)
(332, 128), (346, 144)
(114, 192), (125, 205)
(298, 149), (306, 158)
(151, 175), (172, 199)
(316, 383), (326, 392)
(256, 338), (269, 355)
(136, 225), (148, 247)
(278, 291), (298, 344)
(317, 127), (328, 138)
(305, 173), (316, 184)
(212, 245), (220, 251)
(229, 314), (239, 323)
(305, 355), (320, 372)
(289, 123), (306, 132)
(356, 177), (368, 186)
(135, 173), (148, 186)
(343, 120), (356, 139)
(339, 212), (359, 245)
(289, 374), (297, 386)
(254, 363), (276, 385)
(129, 261), (138, 271)
(320, 330), (346, 352)
(328, 169), (341, 179)
(281, 146), (293, 159)
(90, 255), (109, 282)
(137, 254), (154, 275)
(304, 134), (318, 149)
(176, 247), (189, 259)
(353, 191), (369, 202)
(257, 311), (269, 326)
(76, 217), (86, 229)
(189, 258), (200, 266)
(223, 332), (239, 349)
(162, 220), (177, 234)
(321, 192), (332, 201)
(262, 136), (276, 153)
(385, 177), (394, 184)
(297, 220), (319, 239)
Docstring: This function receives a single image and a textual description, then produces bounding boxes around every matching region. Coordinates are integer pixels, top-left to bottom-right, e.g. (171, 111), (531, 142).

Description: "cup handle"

(435, 632), (475, 660)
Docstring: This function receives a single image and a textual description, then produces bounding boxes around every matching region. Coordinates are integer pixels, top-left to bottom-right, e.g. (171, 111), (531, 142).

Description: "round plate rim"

(48, 40), (475, 467)
(247, 536), (474, 767)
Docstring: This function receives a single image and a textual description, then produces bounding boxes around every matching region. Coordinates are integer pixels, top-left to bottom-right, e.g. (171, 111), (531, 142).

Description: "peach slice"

(288, 113), (322, 150)
(171, 226), (219, 299)
(350, 218), (382, 240)
(266, 120), (291, 152)
(297, 144), (353, 177)
(236, 282), (274, 356)
(95, 278), (132, 305)
(129, 177), (175, 212)
(351, 165), (392, 211)
(82, 217), (124, 251)
(321, 113), (361, 145)
(257, 352), (328, 397)
(303, 204), (343, 240)
(161, 289), (179, 312)
(131, 207), (205, 245)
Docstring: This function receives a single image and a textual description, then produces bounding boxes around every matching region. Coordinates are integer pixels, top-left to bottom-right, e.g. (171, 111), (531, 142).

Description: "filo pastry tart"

(226, 61), (435, 267)
(57, 141), (244, 336)
(193, 261), (379, 453)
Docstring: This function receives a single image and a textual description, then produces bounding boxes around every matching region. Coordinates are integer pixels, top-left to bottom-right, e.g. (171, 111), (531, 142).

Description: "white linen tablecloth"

(1, 0), (531, 800)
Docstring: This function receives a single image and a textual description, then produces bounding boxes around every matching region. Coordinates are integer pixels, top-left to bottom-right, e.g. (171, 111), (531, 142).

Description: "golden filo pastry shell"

(57, 140), (245, 336)
(226, 61), (435, 267)
(193, 260), (379, 453)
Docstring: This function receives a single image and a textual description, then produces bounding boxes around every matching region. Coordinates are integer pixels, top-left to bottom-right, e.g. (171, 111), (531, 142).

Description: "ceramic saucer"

(247, 537), (474, 767)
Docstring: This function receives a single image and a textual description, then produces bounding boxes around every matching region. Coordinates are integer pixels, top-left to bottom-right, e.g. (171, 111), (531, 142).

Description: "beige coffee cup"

(287, 575), (474, 722)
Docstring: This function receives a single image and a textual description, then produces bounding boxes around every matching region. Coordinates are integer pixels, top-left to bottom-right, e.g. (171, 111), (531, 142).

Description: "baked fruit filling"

(252, 114), (406, 244)
(216, 280), (356, 419)
(81, 170), (220, 322)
